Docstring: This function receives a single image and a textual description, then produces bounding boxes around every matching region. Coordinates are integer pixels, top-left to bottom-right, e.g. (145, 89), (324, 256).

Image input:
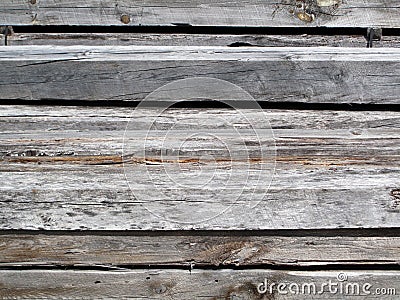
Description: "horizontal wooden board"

(2, 164), (399, 230)
(1, 233), (399, 267)
(0, 106), (399, 230)
(1, 46), (400, 104)
(6, 33), (400, 47)
(8, 33), (400, 48)
(1, 0), (400, 28)
(0, 269), (398, 299)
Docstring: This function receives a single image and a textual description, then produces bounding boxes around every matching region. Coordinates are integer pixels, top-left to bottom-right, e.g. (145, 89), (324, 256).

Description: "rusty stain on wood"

(120, 14), (131, 24)
(276, 0), (342, 23)
(2, 155), (399, 167)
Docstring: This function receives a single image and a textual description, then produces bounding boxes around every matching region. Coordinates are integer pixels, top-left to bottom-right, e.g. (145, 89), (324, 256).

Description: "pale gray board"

(0, 270), (399, 299)
(6, 33), (400, 47)
(0, 106), (399, 230)
(1, 0), (400, 28)
(1, 234), (400, 267)
(1, 46), (400, 104)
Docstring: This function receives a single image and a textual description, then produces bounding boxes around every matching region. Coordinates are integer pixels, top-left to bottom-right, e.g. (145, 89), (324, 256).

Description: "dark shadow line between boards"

(1, 100), (400, 112)
(6, 25), (400, 37)
(1, 228), (400, 237)
(1, 264), (400, 272)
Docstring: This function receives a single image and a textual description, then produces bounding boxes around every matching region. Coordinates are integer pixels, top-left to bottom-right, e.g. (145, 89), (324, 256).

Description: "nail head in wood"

(155, 284), (167, 294)
(297, 11), (315, 23)
(121, 15), (131, 24)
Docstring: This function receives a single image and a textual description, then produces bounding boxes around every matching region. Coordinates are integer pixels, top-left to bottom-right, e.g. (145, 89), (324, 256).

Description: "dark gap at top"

(8, 25), (400, 37)
(1, 263), (400, 272)
(1, 99), (400, 112)
(2, 228), (400, 237)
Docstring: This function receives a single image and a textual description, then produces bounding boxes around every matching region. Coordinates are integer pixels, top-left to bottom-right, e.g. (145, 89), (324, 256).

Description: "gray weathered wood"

(0, 269), (398, 299)
(2, 170), (399, 230)
(1, 46), (400, 104)
(1, 0), (400, 28)
(0, 106), (399, 230)
(1, 106), (399, 131)
(7, 33), (400, 47)
(1, 234), (399, 267)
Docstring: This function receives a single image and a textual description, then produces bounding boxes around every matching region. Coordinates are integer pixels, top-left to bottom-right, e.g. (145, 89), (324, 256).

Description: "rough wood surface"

(1, 233), (399, 267)
(7, 33), (400, 47)
(1, 46), (400, 104)
(0, 106), (399, 230)
(0, 269), (398, 299)
(1, 0), (400, 28)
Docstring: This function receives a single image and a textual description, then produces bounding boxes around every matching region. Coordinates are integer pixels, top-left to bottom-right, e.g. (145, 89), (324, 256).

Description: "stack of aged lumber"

(0, 1), (399, 299)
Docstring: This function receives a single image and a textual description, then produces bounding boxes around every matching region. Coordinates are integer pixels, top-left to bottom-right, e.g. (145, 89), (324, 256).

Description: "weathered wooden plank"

(1, 0), (400, 28)
(1, 234), (399, 267)
(0, 270), (398, 299)
(2, 106), (400, 131)
(1, 106), (399, 161)
(2, 175), (399, 230)
(0, 106), (399, 230)
(7, 33), (400, 47)
(1, 46), (400, 104)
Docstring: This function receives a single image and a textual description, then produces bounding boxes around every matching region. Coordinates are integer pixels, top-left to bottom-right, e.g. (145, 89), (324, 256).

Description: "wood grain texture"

(1, 0), (400, 28)
(0, 269), (398, 299)
(0, 106), (399, 230)
(7, 33), (400, 47)
(1, 234), (399, 267)
(1, 46), (400, 104)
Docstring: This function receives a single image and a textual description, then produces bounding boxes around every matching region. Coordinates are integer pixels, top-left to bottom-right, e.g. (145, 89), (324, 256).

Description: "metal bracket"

(0, 26), (13, 46)
(366, 27), (382, 48)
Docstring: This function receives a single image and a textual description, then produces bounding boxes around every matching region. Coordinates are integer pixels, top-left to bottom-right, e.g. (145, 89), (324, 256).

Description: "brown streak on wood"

(197, 240), (262, 266)
(1, 155), (398, 167)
